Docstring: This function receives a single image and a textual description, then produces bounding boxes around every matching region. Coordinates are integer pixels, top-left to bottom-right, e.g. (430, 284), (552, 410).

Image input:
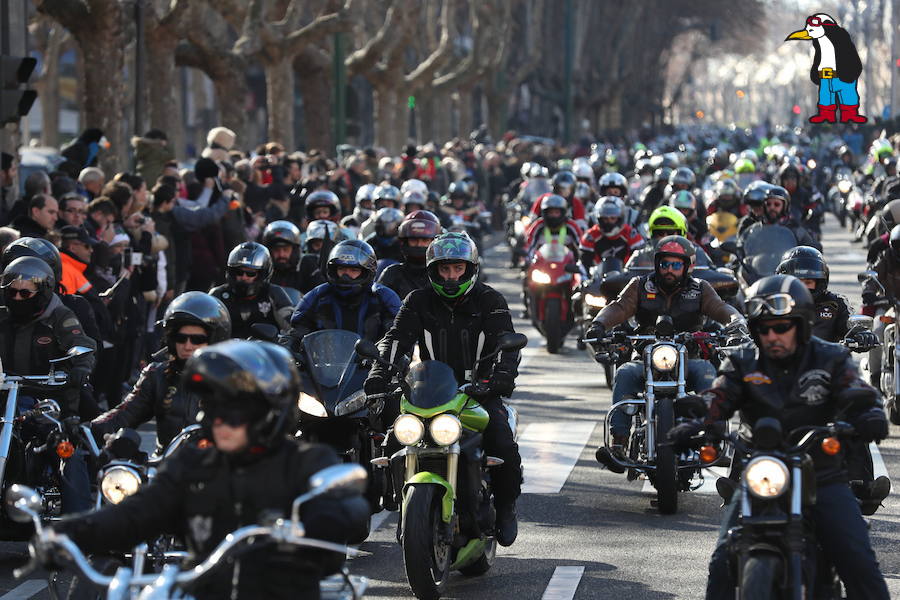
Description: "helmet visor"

(746, 293), (795, 319)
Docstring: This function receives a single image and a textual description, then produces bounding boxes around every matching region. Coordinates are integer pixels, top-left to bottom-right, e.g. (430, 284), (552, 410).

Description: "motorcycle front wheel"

(740, 552), (783, 600)
(545, 298), (562, 354)
(402, 485), (451, 600)
(653, 396), (679, 515)
(458, 538), (496, 577)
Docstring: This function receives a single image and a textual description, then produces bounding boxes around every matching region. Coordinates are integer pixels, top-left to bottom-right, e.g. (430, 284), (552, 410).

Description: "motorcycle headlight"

(100, 465), (142, 504)
(298, 392), (327, 418)
(393, 414), (425, 446)
(651, 344), (678, 371)
(531, 270), (552, 284)
(837, 180), (852, 194)
(585, 293), (607, 308)
(429, 414), (462, 446)
(743, 456), (790, 499)
(334, 390), (367, 417)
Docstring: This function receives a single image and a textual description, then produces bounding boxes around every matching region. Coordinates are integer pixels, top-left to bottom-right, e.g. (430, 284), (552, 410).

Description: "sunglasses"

(206, 406), (254, 427)
(229, 267), (259, 279)
(173, 333), (210, 345)
(659, 260), (685, 271)
(755, 321), (796, 335)
(7, 288), (36, 299)
(746, 293), (795, 318)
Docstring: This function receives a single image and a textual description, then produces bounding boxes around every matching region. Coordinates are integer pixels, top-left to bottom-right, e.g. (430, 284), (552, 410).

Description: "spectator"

(85, 197), (117, 243)
(132, 129), (174, 185)
(78, 167), (105, 201)
(12, 193), (58, 239)
(1, 152), (15, 219)
(61, 128), (105, 169)
(57, 193), (89, 229)
(0, 227), (19, 254)
(59, 225), (96, 295)
(201, 126), (236, 163)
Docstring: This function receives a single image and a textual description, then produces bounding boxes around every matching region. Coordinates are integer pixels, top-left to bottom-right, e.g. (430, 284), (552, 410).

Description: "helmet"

(745, 274), (815, 343)
(2, 256), (56, 318)
(326, 239), (377, 298)
(572, 162), (594, 182)
(763, 185), (791, 223)
(574, 181), (592, 202)
(373, 207), (405, 237)
(776, 246), (829, 301)
(743, 180), (770, 207)
(593, 196), (625, 236)
(734, 158), (756, 174)
(551, 171), (577, 197)
(648, 205), (688, 238)
(373, 184), (401, 208)
(355, 183), (377, 207)
(670, 190), (698, 216)
(890, 224), (900, 261)
(520, 162), (536, 179)
(304, 219), (343, 253)
(598, 172), (628, 197)
(714, 179), (742, 209)
(262, 220), (301, 249)
(654, 235), (695, 287)
(448, 180), (471, 200)
(162, 291), (232, 355)
(398, 210), (441, 265)
(880, 199), (900, 231)
(305, 190), (341, 221)
(1, 237), (62, 287)
(872, 139), (894, 161)
(400, 179), (428, 196)
(184, 340), (301, 449)
(669, 167), (696, 189)
(401, 190), (427, 211)
(540, 194), (568, 229)
(528, 163), (548, 179)
(777, 163), (801, 182)
(653, 167), (673, 185)
(883, 156), (898, 172)
(226, 242), (273, 297)
(425, 232), (479, 299)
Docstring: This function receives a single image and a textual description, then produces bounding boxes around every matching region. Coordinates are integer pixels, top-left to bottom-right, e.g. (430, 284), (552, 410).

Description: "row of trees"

(31, 0), (764, 172)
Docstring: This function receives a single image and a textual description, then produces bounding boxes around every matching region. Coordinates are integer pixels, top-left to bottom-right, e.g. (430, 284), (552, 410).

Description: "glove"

(861, 291), (879, 307)
(584, 322), (606, 342)
(67, 368), (88, 390)
(489, 371), (516, 398)
(722, 319), (749, 339)
(363, 374), (388, 398)
(667, 419), (704, 446)
(845, 329), (879, 352)
(852, 407), (889, 442)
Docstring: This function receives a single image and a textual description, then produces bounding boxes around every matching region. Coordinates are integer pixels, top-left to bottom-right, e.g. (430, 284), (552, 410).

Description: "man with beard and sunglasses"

(668, 275), (889, 599)
(90, 292), (231, 452)
(585, 235), (747, 470)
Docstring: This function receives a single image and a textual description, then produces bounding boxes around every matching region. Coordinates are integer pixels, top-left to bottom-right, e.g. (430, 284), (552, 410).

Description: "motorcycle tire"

(653, 397), (679, 515)
(889, 399), (900, 426)
(603, 361), (615, 391)
(67, 556), (124, 600)
(402, 485), (451, 600)
(739, 552), (782, 600)
(458, 538), (496, 577)
(545, 298), (563, 354)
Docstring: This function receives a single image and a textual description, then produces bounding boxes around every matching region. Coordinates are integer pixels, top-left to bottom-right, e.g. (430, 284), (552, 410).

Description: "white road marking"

(369, 510), (394, 534)
(0, 580), (47, 600)
(520, 421), (595, 494)
(541, 566), (585, 600)
(870, 442), (889, 480)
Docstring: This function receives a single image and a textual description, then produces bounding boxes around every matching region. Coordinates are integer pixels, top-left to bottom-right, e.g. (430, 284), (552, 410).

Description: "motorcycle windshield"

(536, 243), (569, 263)
(301, 329), (361, 388)
(741, 225), (797, 277)
(405, 360), (459, 409)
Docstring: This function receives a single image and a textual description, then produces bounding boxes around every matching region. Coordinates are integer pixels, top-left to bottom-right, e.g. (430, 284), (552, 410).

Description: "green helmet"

(425, 232), (479, 299)
(734, 158), (756, 174)
(648, 205), (688, 238)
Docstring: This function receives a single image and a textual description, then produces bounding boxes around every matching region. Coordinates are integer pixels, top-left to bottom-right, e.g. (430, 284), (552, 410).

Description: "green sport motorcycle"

(357, 333), (527, 600)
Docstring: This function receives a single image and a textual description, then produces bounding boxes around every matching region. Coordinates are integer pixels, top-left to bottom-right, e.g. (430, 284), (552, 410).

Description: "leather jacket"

(377, 262), (429, 301)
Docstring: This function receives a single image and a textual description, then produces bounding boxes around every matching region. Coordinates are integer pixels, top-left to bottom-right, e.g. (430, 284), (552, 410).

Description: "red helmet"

(399, 210), (441, 239)
(654, 235), (696, 279)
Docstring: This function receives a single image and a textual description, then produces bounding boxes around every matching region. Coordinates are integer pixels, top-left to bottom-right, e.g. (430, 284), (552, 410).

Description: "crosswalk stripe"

(520, 421), (595, 494)
(0, 580), (46, 600)
(870, 442), (889, 480)
(541, 566), (584, 600)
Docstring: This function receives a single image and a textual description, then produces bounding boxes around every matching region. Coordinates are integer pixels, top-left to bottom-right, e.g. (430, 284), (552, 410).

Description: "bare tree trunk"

(417, 92), (434, 143)
(295, 46), (332, 151)
(81, 37), (127, 174)
(432, 89), (451, 142)
(146, 31), (183, 156)
(457, 87), (474, 138)
(40, 26), (65, 148)
(372, 85), (395, 149)
(264, 58), (295, 148)
(392, 99), (407, 153)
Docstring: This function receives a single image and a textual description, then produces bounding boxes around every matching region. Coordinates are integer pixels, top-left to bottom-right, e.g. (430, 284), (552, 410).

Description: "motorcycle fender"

(403, 474), (455, 523)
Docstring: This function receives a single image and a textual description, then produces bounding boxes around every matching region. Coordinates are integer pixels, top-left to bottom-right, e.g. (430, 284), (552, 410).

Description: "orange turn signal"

(56, 440), (75, 459)
(880, 315), (895, 324)
(821, 437), (841, 456)
(699, 445), (719, 464)
(197, 438), (213, 449)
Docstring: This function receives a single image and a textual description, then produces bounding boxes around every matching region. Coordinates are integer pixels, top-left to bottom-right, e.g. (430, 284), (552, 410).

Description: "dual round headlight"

(393, 414), (462, 447)
(743, 456), (790, 499)
(100, 465), (142, 504)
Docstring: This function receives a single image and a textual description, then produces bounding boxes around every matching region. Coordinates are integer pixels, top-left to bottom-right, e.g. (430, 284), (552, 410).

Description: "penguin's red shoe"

(839, 104), (868, 123)
(808, 104), (837, 123)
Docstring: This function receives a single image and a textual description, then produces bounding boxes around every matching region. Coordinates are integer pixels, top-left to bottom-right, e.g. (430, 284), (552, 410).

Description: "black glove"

(67, 368), (88, 390)
(852, 407), (889, 442)
(584, 322), (606, 342)
(861, 291), (879, 307)
(845, 328), (879, 352)
(364, 374), (388, 398)
(667, 419), (704, 446)
(490, 371), (516, 397)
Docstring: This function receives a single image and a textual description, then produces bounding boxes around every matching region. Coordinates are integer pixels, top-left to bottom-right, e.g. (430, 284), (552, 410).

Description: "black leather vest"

(634, 273), (704, 333)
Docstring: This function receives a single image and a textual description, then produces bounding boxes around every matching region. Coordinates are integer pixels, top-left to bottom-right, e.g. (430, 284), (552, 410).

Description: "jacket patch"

(644, 279), (657, 293)
(798, 369), (831, 406)
(818, 307), (834, 320)
(36, 336), (52, 345)
(743, 371), (772, 385)
(62, 318), (80, 328)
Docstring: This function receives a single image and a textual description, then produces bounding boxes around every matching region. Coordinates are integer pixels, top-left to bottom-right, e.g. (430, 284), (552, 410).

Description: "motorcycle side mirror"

(5, 484), (42, 525)
(497, 333), (529, 352)
(249, 323), (279, 342)
(354, 339), (380, 360)
(655, 315), (675, 337)
(847, 314), (874, 331)
(752, 417), (783, 451)
(291, 464), (368, 525)
(564, 263), (580, 274)
(718, 241), (740, 256)
(106, 428), (143, 461)
(858, 270), (878, 283)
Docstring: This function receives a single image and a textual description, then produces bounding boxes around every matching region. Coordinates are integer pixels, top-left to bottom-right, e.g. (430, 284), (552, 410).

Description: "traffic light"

(0, 55), (37, 126)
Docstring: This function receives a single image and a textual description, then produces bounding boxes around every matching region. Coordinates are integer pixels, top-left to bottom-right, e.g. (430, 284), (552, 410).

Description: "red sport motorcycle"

(525, 242), (581, 353)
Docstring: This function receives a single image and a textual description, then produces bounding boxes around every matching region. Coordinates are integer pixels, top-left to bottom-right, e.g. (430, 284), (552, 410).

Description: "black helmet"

(745, 274), (815, 343)
(890, 224), (900, 261)
(743, 180), (770, 208)
(669, 167), (696, 189)
(373, 184), (401, 208)
(540, 194), (568, 229)
(425, 232), (479, 299)
(653, 235), (696, 288)
(777, 163), (801, 182)
(880, 199), (900, 232)
(670, 190), (698, 217)
(714, 179), (742, 209)
(162, 291), (232, 355)
(184, 340), (301, 450)
(1, 256), (56, 319)
(776, 246), (829, 301)
(226, 242), (273, 297)
(598, 172), (628, 197)
(763, 185), (791, 223)
(653, 167), (673, 185)
(593, 196), (624, 236)
(326, 239), (377, 298)
(1, 237), (62, 287)
(399, 210), (440, 265)
(262, 220), (301, 249)
(305, 190), (341, 221)
(551, 171), (576, 197)
(373, 207), (404, 238)
(447, 180), (470, 200)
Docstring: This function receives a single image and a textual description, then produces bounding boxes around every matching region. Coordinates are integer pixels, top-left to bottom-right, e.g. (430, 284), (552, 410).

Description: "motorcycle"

(0, 346), (98, 539)
(857, 270), (900, 424)
(525, 242), (581, 353)
(357, 333), (528, 600)
(722, 225), (798, 290)
(572, 256), (625, 387)
(583, 318), (732, 514)
(8, 464), (370, 600)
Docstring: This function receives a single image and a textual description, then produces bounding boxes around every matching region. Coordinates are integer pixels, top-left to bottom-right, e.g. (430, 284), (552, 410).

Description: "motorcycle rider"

(400, 189), (427, 215)
(528, 171), (588, 227)
(298, 219), (344, 294)
(705, 178), (745, 218)
(210, 242), (294, 339)
(670, 190), (707, 244)
(363, 232), (523, 546)
(740, 184), (821, 250)
(49, 340), (370, 600)
(638, 167), (672, 221)
(283, 239), (401, 346)
(523, 194), (583, 259)
(262, 220), (304, 293)
(664, 166), (696, 201)
(377, 210), (442, 300)
(305, 189), (343, 224)
(579, 196), (644, 270)
(90, 292), (231, 452)
(862, 224), (900, 393)
(340, 183), (376, 237)
(736, 180), (769, 234)
(585, 236), (746, 471)
(670, 275), (890, 600)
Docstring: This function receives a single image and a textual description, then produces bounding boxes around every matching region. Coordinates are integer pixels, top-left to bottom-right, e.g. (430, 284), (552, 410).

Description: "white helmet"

(400, 178), (428, 196)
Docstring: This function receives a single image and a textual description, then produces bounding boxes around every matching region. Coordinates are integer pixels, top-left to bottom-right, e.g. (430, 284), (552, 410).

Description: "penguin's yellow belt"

(819, 68), (835, 79)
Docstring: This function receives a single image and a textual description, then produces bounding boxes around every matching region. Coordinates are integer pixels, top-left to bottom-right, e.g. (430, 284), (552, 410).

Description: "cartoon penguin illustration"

(785, 13), (867, 124)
